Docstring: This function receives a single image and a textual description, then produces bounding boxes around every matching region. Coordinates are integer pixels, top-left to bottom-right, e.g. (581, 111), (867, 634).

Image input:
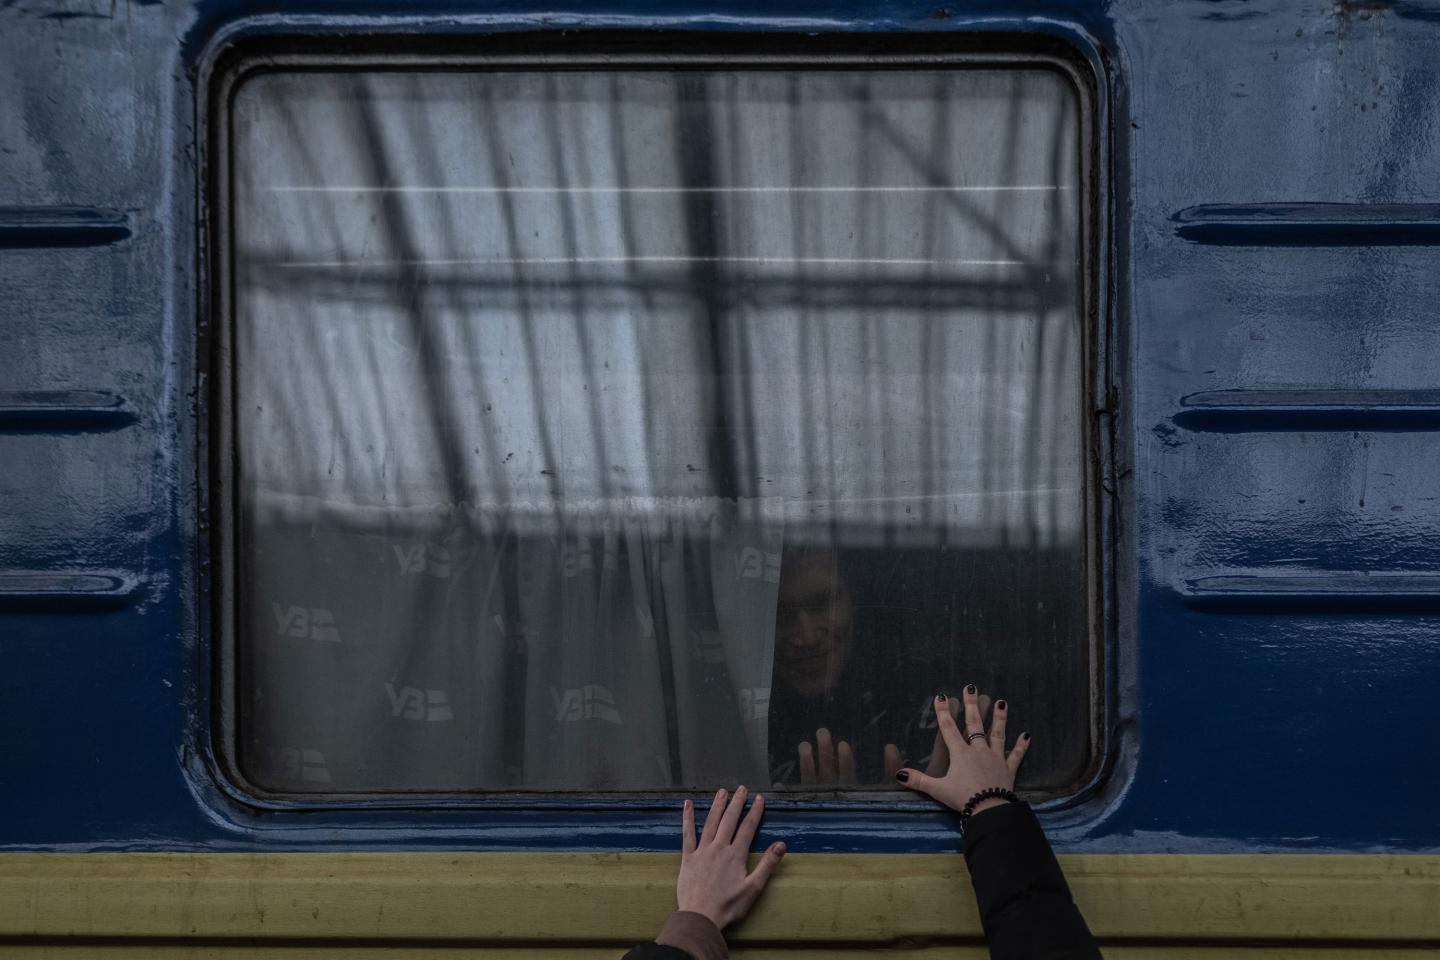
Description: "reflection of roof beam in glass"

(277, 256), (1036, 267)
(234, 68), (1083, 545)
(267, 184), (1073, 192)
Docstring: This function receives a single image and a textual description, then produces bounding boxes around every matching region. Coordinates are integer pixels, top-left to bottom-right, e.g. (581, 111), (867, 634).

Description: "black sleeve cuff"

(962, 801), (1075, 924)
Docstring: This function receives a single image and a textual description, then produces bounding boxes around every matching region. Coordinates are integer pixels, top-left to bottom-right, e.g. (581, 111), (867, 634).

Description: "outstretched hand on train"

(894, 685), (1030, 816)
(676, 786), (786, 929)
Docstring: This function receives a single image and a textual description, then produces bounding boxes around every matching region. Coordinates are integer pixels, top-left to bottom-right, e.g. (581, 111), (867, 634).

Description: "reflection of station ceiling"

(233, 69), (1083, 544)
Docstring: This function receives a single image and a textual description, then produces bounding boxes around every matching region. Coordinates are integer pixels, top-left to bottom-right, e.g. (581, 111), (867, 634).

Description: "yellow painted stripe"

(1, 853), (1438, 949)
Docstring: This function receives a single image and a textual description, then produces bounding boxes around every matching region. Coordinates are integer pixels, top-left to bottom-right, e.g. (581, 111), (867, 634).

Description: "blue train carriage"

(2, 0), (1439, 956)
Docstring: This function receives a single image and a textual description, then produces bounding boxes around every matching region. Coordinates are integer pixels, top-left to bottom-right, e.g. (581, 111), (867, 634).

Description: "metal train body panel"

(2, 0), (1439, 953)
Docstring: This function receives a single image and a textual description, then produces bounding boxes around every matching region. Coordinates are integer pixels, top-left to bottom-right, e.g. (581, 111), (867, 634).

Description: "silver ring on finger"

(963, 730), (988, 744)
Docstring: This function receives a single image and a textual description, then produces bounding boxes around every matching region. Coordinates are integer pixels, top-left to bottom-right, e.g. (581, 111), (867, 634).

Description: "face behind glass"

(773, 550), (854, 698)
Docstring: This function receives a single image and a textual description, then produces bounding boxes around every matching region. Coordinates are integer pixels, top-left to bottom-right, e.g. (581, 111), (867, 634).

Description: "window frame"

(200, 33), (1114, 822)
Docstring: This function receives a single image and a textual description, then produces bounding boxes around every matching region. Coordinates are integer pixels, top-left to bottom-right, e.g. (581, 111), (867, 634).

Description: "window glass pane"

(231, 66), (1088, 795)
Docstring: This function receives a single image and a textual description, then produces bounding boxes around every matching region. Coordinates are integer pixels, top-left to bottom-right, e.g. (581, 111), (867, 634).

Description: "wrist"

(969, 797), (1012, 817)
(957, 787), (1019, 833)
(677, 900), (725, 930)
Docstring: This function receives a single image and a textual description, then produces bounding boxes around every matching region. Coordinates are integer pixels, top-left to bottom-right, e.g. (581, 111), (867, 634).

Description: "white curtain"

(233, 67), (1081, 792)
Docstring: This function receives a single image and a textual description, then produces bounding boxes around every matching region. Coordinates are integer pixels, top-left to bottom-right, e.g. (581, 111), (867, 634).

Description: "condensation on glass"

(229, 66), (1088, 796)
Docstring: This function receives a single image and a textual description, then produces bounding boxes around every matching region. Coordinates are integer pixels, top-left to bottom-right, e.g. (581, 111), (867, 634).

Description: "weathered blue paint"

(2, 0), (1439, 855)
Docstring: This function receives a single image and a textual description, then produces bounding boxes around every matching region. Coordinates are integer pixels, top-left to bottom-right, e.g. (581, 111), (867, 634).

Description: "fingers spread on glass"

(933, 694), (965, 755)
(883, 743), (904, 783)
(962, 684), (985, 741)
(899, 691), (1028, 816)
(836, 739), (856, 785)
(989, 699), (1009, 754)
(1007, 732), (1032, 775)
(797, 741), (816, 785)
(816, 728), (836, 783)
(925, 697), (961, 777)
(796, 729), (859, 786)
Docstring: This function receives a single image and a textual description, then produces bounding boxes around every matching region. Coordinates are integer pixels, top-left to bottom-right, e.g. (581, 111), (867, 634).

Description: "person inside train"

(626, 686), (1102, 960)
(767, 544), (977, 786)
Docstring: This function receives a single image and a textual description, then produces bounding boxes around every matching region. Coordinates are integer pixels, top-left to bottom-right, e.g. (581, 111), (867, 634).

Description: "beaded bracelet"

(958, 787), (1019, 832)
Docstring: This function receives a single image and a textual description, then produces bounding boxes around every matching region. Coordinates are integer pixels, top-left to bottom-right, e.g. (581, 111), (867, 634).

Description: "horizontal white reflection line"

(267, 185), (1073, 194)
(278, 256), (1029, 268)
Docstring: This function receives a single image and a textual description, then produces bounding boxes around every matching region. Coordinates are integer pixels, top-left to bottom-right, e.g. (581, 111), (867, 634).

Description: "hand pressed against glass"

(796, 727), (858, 785)
(792, 694), (990, 787)
(676, 787), (786, 930)
(895, 686), (1030, 815)
(921, 693), (989, 779)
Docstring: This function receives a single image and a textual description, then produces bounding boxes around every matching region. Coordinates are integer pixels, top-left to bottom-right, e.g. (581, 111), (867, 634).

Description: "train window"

(223, 63), (1092, 798)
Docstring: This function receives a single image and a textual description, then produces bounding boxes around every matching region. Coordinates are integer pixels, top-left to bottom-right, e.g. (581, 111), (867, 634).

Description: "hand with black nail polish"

(893, 686), (1029, 817)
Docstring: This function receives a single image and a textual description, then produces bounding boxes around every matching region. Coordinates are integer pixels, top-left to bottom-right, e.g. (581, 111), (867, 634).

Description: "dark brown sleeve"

(962, 802), (1103, 960)
(618, 910), (727, 960)
(619, 943), (692, 960)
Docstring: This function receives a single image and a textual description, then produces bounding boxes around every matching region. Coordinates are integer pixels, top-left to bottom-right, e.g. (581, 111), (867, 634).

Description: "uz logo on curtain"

(272, 603), (341, 642)
(736, 686), (771, 721)
(393, 543), (451, 578)
(550, 684), (622, 725)
(735, 547), (780, 583)
(385, 682), (454, 721)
